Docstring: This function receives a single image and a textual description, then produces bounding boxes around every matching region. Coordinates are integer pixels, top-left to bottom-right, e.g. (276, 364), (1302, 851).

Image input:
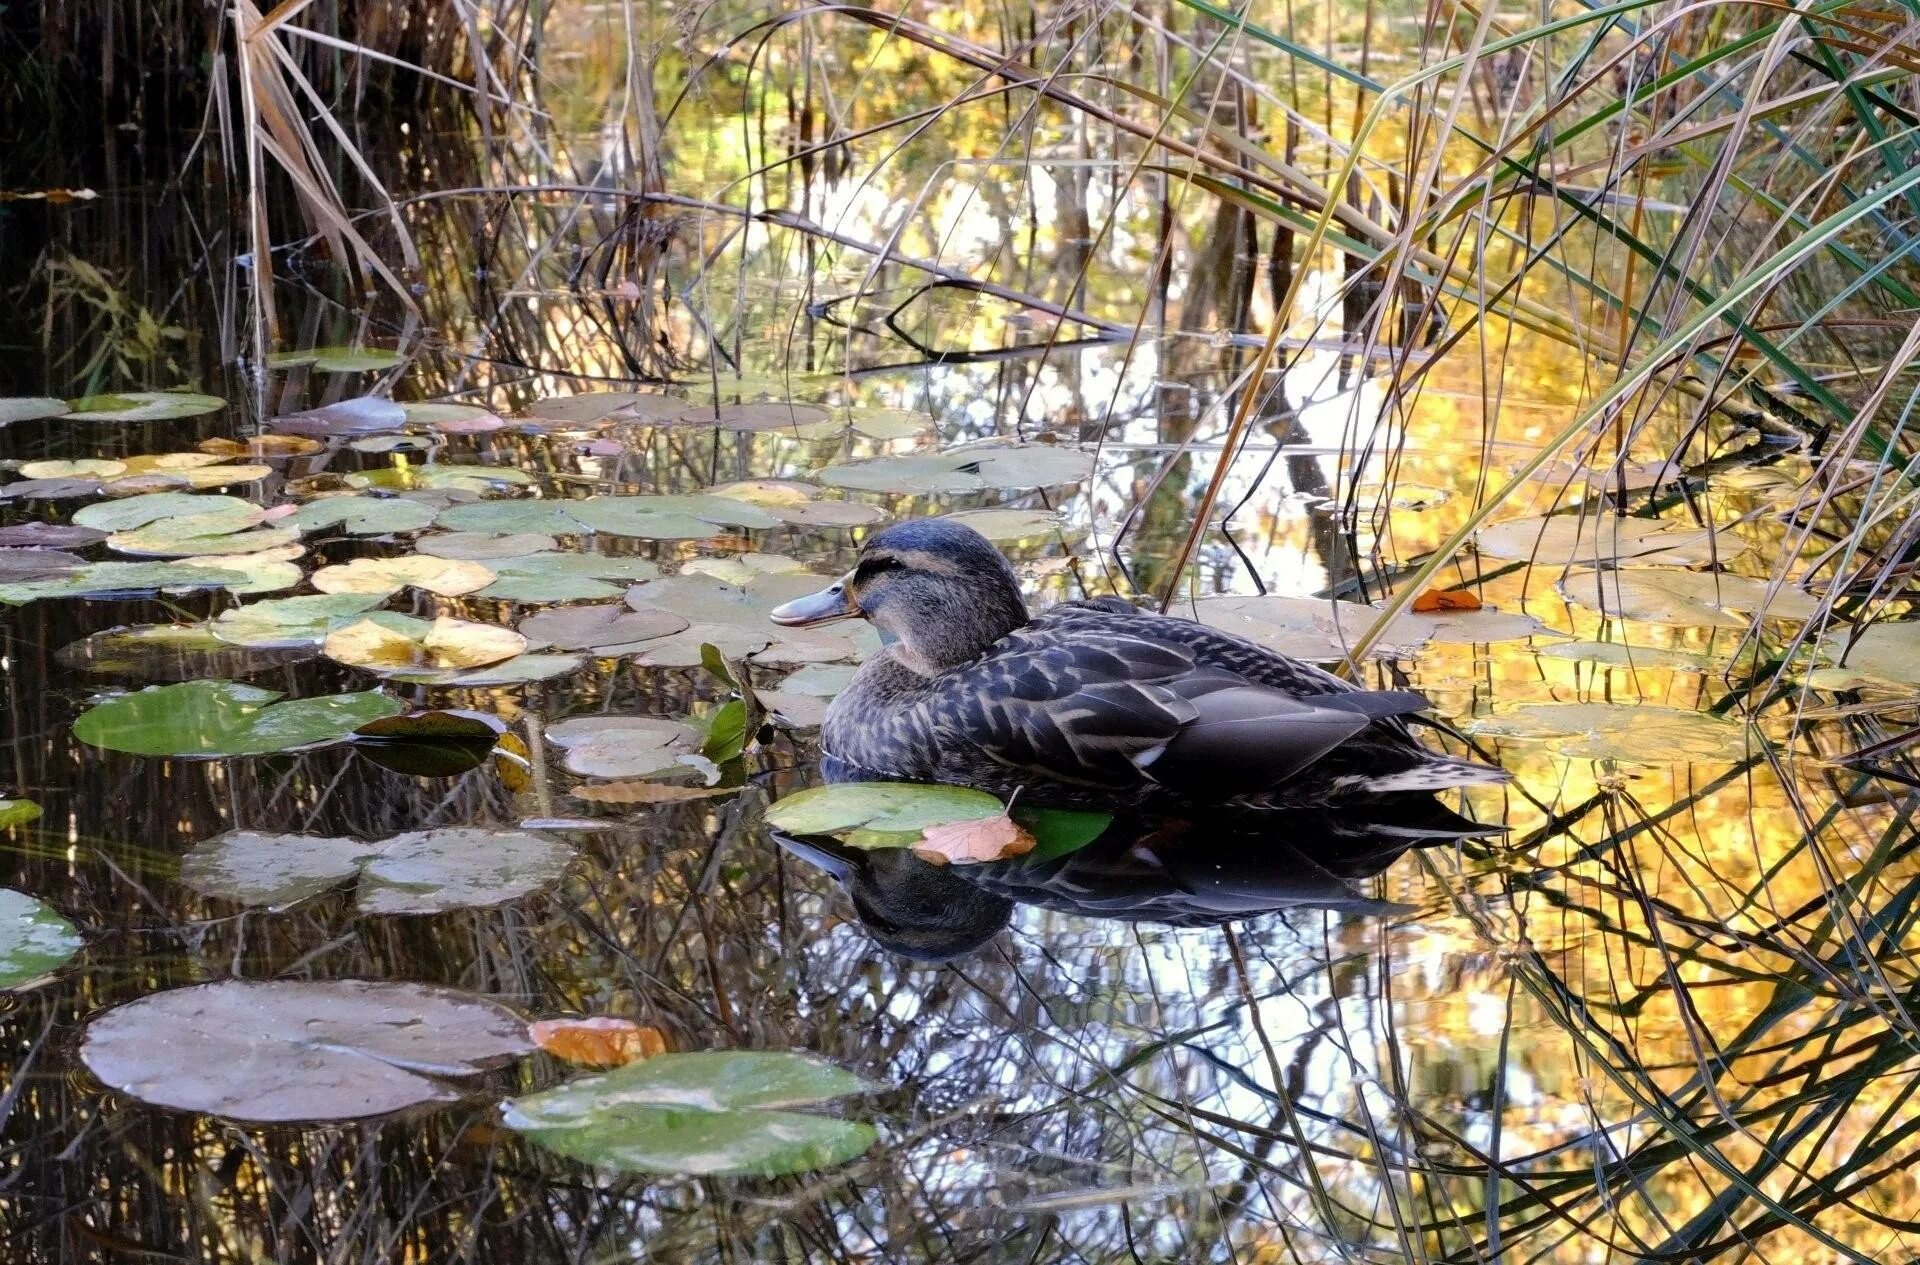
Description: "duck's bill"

(769, 579), (856, 627)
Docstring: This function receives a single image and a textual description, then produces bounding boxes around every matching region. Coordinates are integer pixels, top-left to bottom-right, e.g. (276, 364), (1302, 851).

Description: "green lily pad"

(64, 391), (225, 422)
(290, 497), (436, 536)
(419, 531), (560, 560)
(81, 979), (533, 1122)
(517, 604), (690, 655)
(427, 654), (587, 687)
(0, 560), (250, 605)
(347, 464), (533, 493)
(0, 397), (71, 424)
(476, 553), (662, 604)
(0, 800), (41, 829)
(503, 1050), (878, 1177)
(72, 680), (402, 757)
(436, 494), (779, 539)
(267, 346), (406, 372)
(210, 594), (386, 648)
(0, 889), (80, 989)
(815, 443), (1094, 494)
(766, 782), (1005, 842)
(72, 492), (252, 533)
(179, 826), (573, 915)
(546, 716), (699, 778)
(1477, 515), (1743, 567)
(107, 511), (299, 559)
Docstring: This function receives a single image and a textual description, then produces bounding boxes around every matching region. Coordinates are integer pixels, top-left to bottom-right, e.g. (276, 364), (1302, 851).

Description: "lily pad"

(19, 458), (126, 480)
(1477, 515), (1742, 567)
(521, 392), (687, 428)
(0, 800), (41, 829)
(1190, 595), (1433, 661)
(0, 397), (70, 424)
(518, 604), (690, 655)
(478, 553), (662, 604)
(710, 480), (888, 528)
(766, 782), (1005, 844)
(436, 494), (779, 539)
(815, 443), (1094, 494)
(72, 492), (252, 533)
(1559, 569), (1821, 627)
(546, 716), (699, 779)
(310, 555), (496, 597)
(291, 496), (437, 536)
(65, 391), (225, 422)
(427, 654), (587, 687)
(180, 826), (573, 915)
(0, 548), (83, 580)
(270, 395), (407, 436)
(1536, 641), (1728, 673)
(943, 508), (1066, 541)
(677, 400), (833, 434)
(1825, 622), (1920, 688)
(503, 1050), (877, 1177)
(1465, 702), (1757, 762)
(0, 560), (250, 605)
(0, 889), (80, 989)
(107, 511), (299, 559)
(197, 434), (325, 460)
(80, 979), (532, 1122)
(0, 522), (105, 548)
(72, 680), (401, 757)
(323, 615), (528, 681)
(402, 402), (507, 432)
(176, 544), (305, 595)
(210, 593), (385, 648)
(347, 463), (532, 493)
(56, 624), (311, 681)
(267, 346), (406, 372)
(420, 531), (560, 560)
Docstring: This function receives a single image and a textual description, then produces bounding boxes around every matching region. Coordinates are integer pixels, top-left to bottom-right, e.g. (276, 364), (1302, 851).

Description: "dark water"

(1, 8), (1917, 1263)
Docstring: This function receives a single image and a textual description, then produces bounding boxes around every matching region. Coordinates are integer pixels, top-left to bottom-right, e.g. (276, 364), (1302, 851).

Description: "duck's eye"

(856, 555), (905, 581)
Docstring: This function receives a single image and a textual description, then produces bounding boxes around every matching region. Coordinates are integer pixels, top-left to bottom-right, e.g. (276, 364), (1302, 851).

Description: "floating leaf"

(677, 400), (833, 433)
(518, 604), (689, 655)
(815, 442), (1094, 494)
(530, 1018), (669, 1068)
(403, 402), (507, 433)
(503, 1050), (877, 1177)
(766, 782), (1004, 842)
(1191, 595), (1433, 660)
(477, 553), (662, 604)
(521, 392), (687, 427)
(0, 560), (249, 605)
(310, 555), (496, 597)
(1465, 703), (1757, 762)
(943, 508), (1066, 542)
(913, 814), (1035, 866)
(197, 434), (324, 460)
(1535, 641), (1731, 673)
(0, 522), (104, 548)
(1824, 622), (1920, 688)
(680, 553), (809, 587)
(1476, 515), (1742, 567)
(81, 979), (532, 1122)
(323, 615), (528, 681)
(436, 493), (779, 539)
(291, 496), (436, 536)
(179, 826), (572, 915)
(0, 476), (100, 501)
(107, 511), (299, 559)
(428, 654), (586, 687)
(0, 800), (41, 829)
(844, 406), (935, 440)
(347, 463), (532, 493)
(546, 716), (698, 779)
(19, 458), (126, 480)
(73, 492), (252, 533)
(210, 593), (385, 648)
(56, 624), (310, 681)
(0, 548), (82, 580)
(176, 544), (304, 595)
(65, 390), (225, 422)
(271, 395), (407, 436)
(0, 889), (80, 989)
(1411, 588), (1482, 614)
(710, 480), (887, 528)
(267, 346), (405, 372)
(1559, 569), (1821, 627)
(420, 531), (560, 560)
(72, 681), (401, 757)
(0, 397), (70, 424)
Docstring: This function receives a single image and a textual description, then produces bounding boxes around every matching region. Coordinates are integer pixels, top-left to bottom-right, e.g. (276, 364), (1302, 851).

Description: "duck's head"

(770, 518), (1029, 673)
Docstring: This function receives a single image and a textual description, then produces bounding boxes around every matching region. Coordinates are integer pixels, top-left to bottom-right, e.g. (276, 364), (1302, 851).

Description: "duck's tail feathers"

(1356, 756), (1511, 795)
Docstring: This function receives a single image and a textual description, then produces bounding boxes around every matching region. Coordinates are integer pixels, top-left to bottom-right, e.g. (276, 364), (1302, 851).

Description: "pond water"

(3, 3), (1920, 1262)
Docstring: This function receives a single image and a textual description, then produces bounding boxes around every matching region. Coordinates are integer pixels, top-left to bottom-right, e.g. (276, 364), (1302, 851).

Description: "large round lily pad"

(1477, 514), (1742, 567)
(323, 615), (528, 681)
(65, 391), (225, 422)
(310, 555), (496, 597)
(56, 624), (311, 681)
(0, 889), (81, 989)
(180, 827), (574, 915)
(503, 1050), (877, 1177)
(0, 560), (252, 605)
(210, 594), (386, 648)
(81, 979), (533, 1122)
(815, 443), (1094, 494)
(436, 494), (779, 540)
(766, 782), (1004, 840)
(72, 680), (401, 757)
(1465, 702), (1757, 762)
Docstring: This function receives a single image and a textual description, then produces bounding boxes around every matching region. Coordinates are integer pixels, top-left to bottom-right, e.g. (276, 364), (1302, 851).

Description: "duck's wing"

(944, 626), (1430, 795)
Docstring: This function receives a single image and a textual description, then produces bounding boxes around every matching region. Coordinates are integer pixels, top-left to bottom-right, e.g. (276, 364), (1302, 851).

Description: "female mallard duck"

(770, 518), (1507, 812)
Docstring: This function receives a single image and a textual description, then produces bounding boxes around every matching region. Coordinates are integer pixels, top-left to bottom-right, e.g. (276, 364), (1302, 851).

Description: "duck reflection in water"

(773, 793), (1496, 962)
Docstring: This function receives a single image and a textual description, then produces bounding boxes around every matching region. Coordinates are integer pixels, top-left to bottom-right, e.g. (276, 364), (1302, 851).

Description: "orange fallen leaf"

(529, 1017), (669, 1068)
(1411, 588), (1482, 613)
(574, 781), (735, 805)
(912, 814), (1036, 866)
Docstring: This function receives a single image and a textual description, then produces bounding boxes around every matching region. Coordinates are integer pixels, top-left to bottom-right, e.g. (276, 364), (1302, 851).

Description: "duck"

(769, 517), (1508, 814)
